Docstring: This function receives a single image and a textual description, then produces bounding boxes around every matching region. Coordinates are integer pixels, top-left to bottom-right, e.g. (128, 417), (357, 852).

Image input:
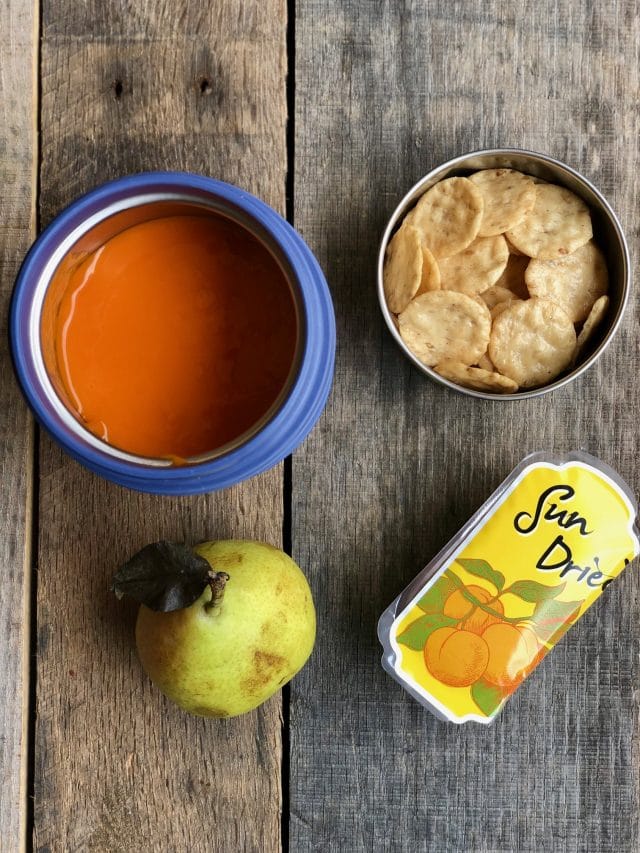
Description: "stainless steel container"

(377, 148), (631, 400)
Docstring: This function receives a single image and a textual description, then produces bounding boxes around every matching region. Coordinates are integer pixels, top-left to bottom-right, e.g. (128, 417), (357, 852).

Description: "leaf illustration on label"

(508, 580), (566, 603)
(530, 598), (582, 644)
(444, 569), (464, 588)
(396, 613), (457, 650)
(417, 575), (457, 614)
(456, 558), (505, 592)
(471, 679), (506, 718)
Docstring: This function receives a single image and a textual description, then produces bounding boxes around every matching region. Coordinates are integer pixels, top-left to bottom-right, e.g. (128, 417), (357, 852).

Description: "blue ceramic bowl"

(10, 172), (335, 494)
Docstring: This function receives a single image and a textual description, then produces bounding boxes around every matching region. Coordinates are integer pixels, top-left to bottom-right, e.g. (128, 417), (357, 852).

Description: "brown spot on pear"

(241, 649), (289, 695)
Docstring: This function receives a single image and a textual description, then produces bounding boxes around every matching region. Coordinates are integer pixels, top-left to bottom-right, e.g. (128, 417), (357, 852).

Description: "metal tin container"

(10, 172), (335, 494)
(377, 149), (631, 399)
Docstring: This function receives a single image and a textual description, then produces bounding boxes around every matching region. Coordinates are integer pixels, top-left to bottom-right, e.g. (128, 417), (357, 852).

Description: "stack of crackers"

(383, 170), (609, 394)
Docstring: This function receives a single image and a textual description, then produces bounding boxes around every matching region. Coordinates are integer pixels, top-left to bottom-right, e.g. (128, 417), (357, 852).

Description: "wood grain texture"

(34, 2), (286, 849)
(0, 0), (36, 848)
(291, 1), (640, 851)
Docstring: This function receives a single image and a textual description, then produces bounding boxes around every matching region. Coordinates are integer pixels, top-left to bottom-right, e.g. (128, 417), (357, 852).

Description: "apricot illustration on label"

(423, 627), (489, 687)
(442, 584), (504, 633)
(396, 557), (579, 716)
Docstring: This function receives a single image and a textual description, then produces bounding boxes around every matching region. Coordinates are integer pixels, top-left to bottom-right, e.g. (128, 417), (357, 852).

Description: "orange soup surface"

(42, 214), (297, 459)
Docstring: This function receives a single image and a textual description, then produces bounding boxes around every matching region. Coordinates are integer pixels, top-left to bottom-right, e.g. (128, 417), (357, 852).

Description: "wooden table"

(1, 1), (639, 850)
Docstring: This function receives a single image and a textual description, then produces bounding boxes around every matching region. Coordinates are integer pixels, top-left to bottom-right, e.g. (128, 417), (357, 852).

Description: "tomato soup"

(41, 214), (298, 459)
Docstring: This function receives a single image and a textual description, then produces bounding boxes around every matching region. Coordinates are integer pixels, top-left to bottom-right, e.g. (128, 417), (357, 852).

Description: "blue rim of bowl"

(10, 172), (336, 494)
(377, 148), (631, 400)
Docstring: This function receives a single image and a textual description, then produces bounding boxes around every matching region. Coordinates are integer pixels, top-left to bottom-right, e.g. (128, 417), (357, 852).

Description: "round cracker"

(469, 169), (537, 236)
(415, 245), (441, 295)
(494, 252), (529, 299)
(398, 290), (491, 367)
(576, 294), (610, 352)
(437, 235), (508, 295)
(489, 297), (577, 388)
(525, 240), (609, 323)
(406, 177), (484, 259)
(505, 183), (592, 259)
(383, 224), (423, 313)
(480, 284), (515, 311)
(434, 360), (519, 393)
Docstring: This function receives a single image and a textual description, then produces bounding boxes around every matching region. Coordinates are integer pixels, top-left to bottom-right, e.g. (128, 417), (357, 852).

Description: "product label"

(390, 460), (639, 723)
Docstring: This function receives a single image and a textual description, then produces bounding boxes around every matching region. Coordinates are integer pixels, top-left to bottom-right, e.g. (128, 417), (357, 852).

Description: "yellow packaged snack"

(378, 452), (639, 723)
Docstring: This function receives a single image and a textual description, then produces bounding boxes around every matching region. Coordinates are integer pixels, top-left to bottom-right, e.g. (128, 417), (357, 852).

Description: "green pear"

(130, 540), (315, 717)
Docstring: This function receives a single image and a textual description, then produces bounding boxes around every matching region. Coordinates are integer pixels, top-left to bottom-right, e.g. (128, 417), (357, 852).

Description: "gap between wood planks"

(281, 0), (297, 849)
(26, 0), (43, 848)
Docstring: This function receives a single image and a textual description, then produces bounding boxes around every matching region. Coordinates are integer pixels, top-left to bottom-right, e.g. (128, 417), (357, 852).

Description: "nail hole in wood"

(199, 77), (213, 96)
(113, 79), (124, 99)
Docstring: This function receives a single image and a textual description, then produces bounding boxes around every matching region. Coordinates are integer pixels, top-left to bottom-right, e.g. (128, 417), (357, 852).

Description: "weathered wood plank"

(34, 3), (287, 849)
(0, 0), (37, 848)
(291, 2), (640, 850)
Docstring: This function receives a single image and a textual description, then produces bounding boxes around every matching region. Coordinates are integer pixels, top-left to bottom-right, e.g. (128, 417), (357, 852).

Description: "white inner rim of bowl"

(29, 192), (301, 466)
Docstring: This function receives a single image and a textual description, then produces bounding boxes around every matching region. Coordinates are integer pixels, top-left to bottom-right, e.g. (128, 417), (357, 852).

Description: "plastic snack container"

(378, 451), (639, 723)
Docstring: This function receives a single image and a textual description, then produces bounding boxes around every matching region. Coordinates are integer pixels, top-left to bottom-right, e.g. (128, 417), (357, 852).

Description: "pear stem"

(205, 571), (230, 611)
